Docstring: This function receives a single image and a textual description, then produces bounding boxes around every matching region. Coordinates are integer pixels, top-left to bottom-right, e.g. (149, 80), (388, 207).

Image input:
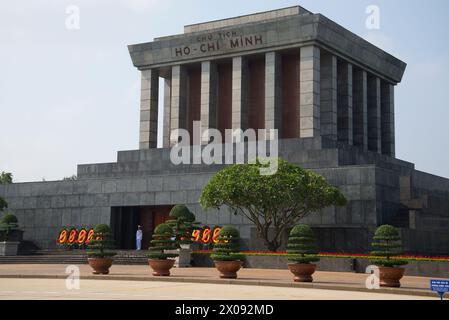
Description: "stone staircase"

(0, 250), (149, 265)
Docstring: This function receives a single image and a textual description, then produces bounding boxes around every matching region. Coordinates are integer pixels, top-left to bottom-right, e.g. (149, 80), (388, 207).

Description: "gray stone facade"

(1, 6), (448, 255)
(1, 137), (449, 254)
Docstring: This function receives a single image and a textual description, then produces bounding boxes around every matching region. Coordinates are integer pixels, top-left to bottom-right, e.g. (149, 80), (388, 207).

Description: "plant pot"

(0, 241), (20, 256)
(149, 259), (175, 276)
(88, 258), (113, 275)
(214, 260), (243, 279)
(378, 267), (405, 288)
(288, 263), (317, 282)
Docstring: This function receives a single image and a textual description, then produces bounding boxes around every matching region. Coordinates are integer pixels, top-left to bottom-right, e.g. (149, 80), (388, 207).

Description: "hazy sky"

(1, 0), (448, 182)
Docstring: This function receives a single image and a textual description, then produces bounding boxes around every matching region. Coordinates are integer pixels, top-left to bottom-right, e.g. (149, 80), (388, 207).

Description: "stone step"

(0, 254), (149, 265)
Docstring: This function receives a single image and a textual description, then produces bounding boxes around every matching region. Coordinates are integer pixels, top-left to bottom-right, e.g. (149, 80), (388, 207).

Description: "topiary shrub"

(87, 224), (116, 258)
(287, 224), (320, 264)
(166, 205), (199, 246)
(370, 225), (408, 268)
(210, 225), (245, 261)
(0, 214), (20, 242)
(148, 223), (179, 260)
(168, 205), (193, 220)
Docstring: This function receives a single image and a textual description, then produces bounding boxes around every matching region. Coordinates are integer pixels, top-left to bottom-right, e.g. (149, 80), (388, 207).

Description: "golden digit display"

(190, 226), (222, 244)
(56, 227), (95, 246)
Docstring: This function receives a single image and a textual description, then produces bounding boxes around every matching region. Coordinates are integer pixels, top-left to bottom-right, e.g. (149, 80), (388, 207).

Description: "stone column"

(162, 78), (171, 148)
(381, 82), (395, 157)
(265, 52), (282, 132)
(352, 69), (368, 150)
(299, 46), (320, 138)
(170, 65), (188, 146)
(337, 61), (353, 145)
(320, 52), (337, 143)
(139, 69), (159, 149)
(200, 61), (218, 144)
(368, 76), (382, 154)
(232, 56), (249, 131)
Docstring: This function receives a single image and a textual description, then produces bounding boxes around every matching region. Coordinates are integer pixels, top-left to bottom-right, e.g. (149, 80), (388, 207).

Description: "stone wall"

(1, 139), (448, 253)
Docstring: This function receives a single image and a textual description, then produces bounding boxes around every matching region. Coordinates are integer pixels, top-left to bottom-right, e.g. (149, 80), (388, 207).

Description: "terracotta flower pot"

(288, 263), (317, 282)
(378, 267), (405, 288)
(149, 259), (175, 276)
(214, 260), (242, 279)
(88, 258), (113, 275)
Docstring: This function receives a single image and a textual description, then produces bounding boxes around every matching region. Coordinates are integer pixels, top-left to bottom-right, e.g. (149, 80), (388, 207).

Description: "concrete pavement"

(0, 278), (435, 300)
(0, 264), (445, 299)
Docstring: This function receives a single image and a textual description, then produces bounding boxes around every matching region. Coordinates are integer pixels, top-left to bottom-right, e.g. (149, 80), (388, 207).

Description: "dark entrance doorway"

(110, 205), (173, 250)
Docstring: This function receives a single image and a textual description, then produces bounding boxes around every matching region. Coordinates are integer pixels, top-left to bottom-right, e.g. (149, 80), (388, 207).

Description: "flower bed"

(192, 250), (449, 263)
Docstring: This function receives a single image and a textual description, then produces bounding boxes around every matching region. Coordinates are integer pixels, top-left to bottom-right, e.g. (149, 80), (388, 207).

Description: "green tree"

(148, 223), (179, 260)
(287, 224), (320, 264)
(370, 225), (408, 267)
(0, 171), (12, 211)
(0, 197), (7, 212)
(87, 224), (117, 258)
(0, 172), (12, 184)
(200, 158), (347, 251)
(0, 214), (20, 241)
(210, 225), (245, 261)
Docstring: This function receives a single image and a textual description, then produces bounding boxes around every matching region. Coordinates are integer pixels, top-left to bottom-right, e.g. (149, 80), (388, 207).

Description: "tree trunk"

(258, 226), (283, 252)
(265, 240), (281, 252)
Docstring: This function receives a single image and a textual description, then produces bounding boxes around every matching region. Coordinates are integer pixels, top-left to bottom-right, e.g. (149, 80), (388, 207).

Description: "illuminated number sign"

(57, 227), (95, 246)
(86, 229), (94, 244)
(67, 228), (77, 244)
(191, 226), (222, 244)
(212, 227), (220, 244)
(57, 229), (68, 245)
(192, 229), (201, 242)
(77, 229), (87, 244)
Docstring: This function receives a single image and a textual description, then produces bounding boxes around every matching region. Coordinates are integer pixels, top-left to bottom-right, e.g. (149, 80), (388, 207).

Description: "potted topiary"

(370, 225), (408, 288)
(166, 204), (199, 267)
(148, 223), (179, 276)
(86, 224), (116, 275)
(287, 224), (320, 282)
(211, 225), (245, 279)
(0, 214), (21, 256)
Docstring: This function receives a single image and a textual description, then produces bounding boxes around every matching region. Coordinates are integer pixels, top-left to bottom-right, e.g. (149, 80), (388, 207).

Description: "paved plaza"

(0, 278), (433, 300)
(0, 264), (444, 299)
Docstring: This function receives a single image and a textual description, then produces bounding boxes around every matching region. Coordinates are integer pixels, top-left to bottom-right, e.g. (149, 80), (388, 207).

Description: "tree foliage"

(287, 224), (320, 264)
(210, 225), (245, 261)
(148, 223), (179, 260)
(0, 172), (12, 184)
(87, 224), (117, 258)
(0, 197), (7, 212)
(0, 214), (20, 241)
(200, 158), (347, 251)
(165, 205), (199, 246)
(370, 225), (408, 267)
(0, 172), (12, 212)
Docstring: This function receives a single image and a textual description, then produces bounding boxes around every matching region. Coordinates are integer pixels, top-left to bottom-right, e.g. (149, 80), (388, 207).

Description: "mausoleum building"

(1, 6), (449, 254)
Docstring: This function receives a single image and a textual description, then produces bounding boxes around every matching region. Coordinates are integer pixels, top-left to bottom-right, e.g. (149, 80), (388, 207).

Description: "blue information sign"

(430, 280), (449, 300)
